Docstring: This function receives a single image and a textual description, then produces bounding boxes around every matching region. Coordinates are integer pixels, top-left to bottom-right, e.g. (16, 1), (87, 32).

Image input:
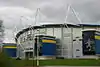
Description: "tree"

(0, 20), (4, 52)
(0, 20), (4, 42)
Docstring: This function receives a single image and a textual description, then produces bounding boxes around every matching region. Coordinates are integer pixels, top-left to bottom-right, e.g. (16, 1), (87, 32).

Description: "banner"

(82, 31), (95, 55)
(95, 31), (100, 54)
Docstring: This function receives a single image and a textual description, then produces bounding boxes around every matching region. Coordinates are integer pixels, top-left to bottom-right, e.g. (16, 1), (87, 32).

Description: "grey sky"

(0, 0), (99, 43)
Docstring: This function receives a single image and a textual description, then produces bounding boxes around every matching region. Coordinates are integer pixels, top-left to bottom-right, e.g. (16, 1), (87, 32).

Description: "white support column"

(34, 29), (40, 66)
(70, 6), (82, 24)
(61, 26), (63, 57)
(71, 27), (73, 58)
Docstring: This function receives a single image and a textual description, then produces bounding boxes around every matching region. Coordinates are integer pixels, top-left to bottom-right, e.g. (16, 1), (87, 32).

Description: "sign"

(95, 31), (100, 54)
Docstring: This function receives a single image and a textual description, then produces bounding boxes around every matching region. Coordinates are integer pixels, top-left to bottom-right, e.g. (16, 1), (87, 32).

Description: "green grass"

(11, 59), (100, 66)
(12, 59), (37, 67)
(39, 59), (100, 66)
(1, 52), (100, 67)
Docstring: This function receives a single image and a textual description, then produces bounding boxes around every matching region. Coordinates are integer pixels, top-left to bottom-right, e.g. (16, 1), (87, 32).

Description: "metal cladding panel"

(63, 28), (72, 58)
(73, 28), (83, 58)
(63, 28), (72, 47)
(39, 28), (46, 34)
(73, 39), (83, 58)
(42, 43), (56, 56)
(54, 28), (62, 56)
(54, 28), (61, 39)
(4, 48), (16, 57)
(73, 28), (82, 38)
(97, 28), (100, 31)
(95, 31), (100, 54)
(22, 40), (34, 49)
(46, 28), (53, 36)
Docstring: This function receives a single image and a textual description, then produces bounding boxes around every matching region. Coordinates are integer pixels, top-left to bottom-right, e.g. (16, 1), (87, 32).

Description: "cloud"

(0, 0), (100, 43)
(0, 6), (35, 43)
(40, 0), (100, 23)
(0, 0), (100, 22)
(0, 6), (34, 15)
(70, 0), (100, 22)
(3, 29), (15, 43)
(0, 6), (34, 28)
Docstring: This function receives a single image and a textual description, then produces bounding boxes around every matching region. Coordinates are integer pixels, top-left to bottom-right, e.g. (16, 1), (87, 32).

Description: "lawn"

(1, 52), (100, 67)
(12, 59), (100, 67)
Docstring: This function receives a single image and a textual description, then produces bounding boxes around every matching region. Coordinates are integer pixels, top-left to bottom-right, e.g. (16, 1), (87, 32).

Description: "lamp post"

(32, 8), (40, 67)
(36, 29), (40, 66)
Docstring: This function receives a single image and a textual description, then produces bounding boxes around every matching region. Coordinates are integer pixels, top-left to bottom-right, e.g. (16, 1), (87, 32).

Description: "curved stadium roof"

(15, 22), (100, 41)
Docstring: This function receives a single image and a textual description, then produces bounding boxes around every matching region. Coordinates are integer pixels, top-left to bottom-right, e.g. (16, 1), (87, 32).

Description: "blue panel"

(4, 48), (16, 57)
(42, 43), (56, 56)
(95, 31), (100, 54)
(95, 40), (100, 54)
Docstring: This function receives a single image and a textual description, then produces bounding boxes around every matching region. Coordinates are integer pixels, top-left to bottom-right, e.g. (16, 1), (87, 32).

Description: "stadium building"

(2, 43), (17, 58)
(15, 23), (100, 59)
